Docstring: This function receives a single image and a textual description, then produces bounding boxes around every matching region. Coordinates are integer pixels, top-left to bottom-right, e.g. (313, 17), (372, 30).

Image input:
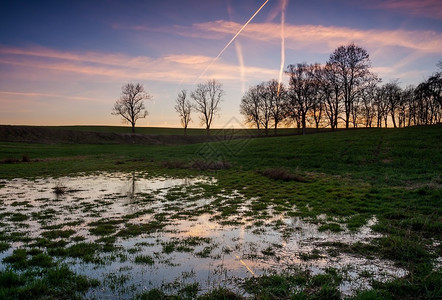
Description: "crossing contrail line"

(195, 0), (270, 83)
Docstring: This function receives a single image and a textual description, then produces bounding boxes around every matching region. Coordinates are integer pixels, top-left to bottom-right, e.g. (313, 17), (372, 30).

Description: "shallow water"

(0, 172), (406, 298)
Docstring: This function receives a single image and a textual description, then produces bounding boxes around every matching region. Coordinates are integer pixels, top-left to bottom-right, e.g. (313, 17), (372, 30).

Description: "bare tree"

(322, 62), (342, 130)
(266, 79), (287, 135)
(286, 63), (320, 135)
(240, 81), (281, 135)
(112, 83), (151, 133)
(174, 90), (192, 135)
(359, 76), (380, 127)
(240, 84), (264, 131)
(381, 80), (402, 128)
(310, 65), (326, 129)
(426, 72), (442, 106)
(257, 82), (273, 135)
(328, 43), (373, 128)
(191, 79), (223, 135)
(415, 73), (442, 125)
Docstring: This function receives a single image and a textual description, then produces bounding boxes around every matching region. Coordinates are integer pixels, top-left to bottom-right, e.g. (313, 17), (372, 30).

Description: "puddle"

(0, 172), (407, 298)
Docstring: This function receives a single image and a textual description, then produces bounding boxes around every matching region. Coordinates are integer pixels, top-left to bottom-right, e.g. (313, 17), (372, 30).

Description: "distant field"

(58, 125), (302, 136)
(0, 124), (340, 145)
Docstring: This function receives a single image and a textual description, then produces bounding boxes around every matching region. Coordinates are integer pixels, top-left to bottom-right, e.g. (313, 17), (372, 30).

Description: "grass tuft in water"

(318, 222), (343, 232)
(134, 255), (154, 265)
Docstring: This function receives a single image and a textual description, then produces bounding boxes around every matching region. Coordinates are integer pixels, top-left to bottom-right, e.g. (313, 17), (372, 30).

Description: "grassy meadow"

(0, 125), (441, 299)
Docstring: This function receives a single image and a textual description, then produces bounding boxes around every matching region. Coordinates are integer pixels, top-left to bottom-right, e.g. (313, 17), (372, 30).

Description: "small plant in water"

(53, 182), (68, 195)
(134, 255), (154, 265)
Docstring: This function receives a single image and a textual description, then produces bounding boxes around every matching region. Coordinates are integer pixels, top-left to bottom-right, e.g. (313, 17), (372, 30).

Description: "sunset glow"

(0, 0), (440, 127)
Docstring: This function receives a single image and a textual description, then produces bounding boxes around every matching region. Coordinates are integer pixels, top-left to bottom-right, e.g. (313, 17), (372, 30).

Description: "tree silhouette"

(174, 90), (192, 135)
(267, 79), (287, 135)
(112, 83), (151, 133)
(286, 63), (320, 135)
(328, 44), (373, 129)
(239, 46), (440, 130)
(240, 84), (264, 131)
(191, 79), (223, 135)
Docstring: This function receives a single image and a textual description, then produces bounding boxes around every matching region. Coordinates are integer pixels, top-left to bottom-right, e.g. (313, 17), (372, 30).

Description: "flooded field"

(0, 172), (407, 298)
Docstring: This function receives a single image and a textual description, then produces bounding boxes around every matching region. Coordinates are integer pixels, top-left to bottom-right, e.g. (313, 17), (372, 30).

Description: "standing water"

(0, 172), (406, 298)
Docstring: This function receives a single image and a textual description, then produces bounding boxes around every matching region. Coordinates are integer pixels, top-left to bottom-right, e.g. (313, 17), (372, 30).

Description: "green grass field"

(0, 125), (441, 299)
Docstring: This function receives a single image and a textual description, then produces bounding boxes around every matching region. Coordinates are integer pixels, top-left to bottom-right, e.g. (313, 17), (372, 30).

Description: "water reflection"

(125, 172), (137, 201)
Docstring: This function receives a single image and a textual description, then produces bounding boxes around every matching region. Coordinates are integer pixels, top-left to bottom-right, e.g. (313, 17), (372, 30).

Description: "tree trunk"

(391, 113), (397, 128)
(302, 113), (306, 135)
(131, 123), (135, 133)
(345, 112), (350, 129)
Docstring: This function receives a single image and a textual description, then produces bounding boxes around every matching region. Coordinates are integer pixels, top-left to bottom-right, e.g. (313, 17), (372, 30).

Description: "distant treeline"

(240, 43), (441, 135)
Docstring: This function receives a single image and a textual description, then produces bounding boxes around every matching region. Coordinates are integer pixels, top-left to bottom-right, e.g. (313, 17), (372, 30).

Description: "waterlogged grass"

(134, 254), (154, 265)
(0, 264), (99, 299)
(0, 125), (441, 298)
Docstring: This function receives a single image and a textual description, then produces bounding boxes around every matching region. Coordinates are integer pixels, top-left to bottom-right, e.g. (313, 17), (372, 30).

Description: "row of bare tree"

(112, 44), (440, 134)
(112, 80), (224, 134)
(174, 79), (223, 135)
(240, 44), (442, 135)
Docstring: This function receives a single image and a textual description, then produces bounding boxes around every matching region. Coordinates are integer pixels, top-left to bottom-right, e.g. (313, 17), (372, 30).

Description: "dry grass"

(258, 167), (309, 182)
(191, 160), (231, 171)
(162, 159), (231, 171)
(162, 160), (188, 169)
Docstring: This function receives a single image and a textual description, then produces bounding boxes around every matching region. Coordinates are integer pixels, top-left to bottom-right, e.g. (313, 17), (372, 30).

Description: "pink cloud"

(370, 0), (442, 19)
(179, 20), (442, 55)
(0, 91), (108, 103)
(0, 46), (278, 85)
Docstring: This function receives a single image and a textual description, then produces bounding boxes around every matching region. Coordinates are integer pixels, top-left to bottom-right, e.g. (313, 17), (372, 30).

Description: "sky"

(0, 0), (441, 128)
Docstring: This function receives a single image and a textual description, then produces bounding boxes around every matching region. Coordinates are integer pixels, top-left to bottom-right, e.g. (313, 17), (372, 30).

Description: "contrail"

(227, 1), (246, 94)
(278, 0), (288, 95)
(235, 42), (246, 94)
(195, 0), (270, 82)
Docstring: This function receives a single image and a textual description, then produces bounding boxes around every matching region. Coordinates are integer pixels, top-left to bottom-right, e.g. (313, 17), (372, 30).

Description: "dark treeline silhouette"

(240, 44), (442, 134)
